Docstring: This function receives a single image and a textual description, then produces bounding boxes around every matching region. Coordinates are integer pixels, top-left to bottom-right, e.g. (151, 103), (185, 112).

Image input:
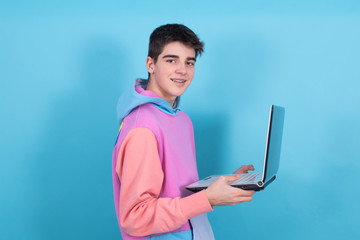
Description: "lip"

(171, 78), (187, 86)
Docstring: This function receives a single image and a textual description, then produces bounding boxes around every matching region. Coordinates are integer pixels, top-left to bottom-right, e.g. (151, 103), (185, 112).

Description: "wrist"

(205, 188), (214, 206)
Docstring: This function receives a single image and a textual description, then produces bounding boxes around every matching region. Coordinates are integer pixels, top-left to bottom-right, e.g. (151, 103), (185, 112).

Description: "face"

(146, 41), (196, 107)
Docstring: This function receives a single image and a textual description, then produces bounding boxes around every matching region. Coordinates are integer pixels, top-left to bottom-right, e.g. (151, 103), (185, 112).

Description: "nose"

(175, 62), (187, 75)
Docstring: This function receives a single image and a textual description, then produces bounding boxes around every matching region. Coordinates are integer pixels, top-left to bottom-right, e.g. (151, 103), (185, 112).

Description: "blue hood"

(116, 79), (181, 124)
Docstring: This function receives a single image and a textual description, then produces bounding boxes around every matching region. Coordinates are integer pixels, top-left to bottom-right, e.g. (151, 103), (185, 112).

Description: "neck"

(146, 79), (176, 107)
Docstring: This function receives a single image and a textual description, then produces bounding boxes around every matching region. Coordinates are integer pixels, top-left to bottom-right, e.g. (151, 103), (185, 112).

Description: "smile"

(171, 78), (186, 83)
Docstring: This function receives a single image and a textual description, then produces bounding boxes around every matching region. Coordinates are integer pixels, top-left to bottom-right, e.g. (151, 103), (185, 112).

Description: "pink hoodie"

(112, 81), (214, 240)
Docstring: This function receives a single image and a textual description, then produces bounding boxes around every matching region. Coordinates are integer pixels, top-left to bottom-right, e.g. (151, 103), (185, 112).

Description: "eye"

(187, 61), (195, 66)
(166, 59), (176, 63)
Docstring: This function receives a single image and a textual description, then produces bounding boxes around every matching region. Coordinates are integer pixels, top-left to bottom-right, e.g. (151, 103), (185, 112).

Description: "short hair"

(148, 24), (204, 63)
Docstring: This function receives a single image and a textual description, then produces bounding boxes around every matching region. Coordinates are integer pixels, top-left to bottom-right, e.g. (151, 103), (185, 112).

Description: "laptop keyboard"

(233, 172), (261, 184)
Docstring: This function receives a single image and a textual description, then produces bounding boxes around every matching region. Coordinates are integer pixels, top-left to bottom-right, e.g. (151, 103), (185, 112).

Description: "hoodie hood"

(116, 79), (181, 124)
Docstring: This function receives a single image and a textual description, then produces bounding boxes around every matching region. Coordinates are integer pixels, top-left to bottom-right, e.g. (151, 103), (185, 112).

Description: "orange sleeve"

(115, 127), (213, 237)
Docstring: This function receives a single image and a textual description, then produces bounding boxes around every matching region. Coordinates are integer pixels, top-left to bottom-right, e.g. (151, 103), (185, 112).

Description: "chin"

(173, 90), (186, 97)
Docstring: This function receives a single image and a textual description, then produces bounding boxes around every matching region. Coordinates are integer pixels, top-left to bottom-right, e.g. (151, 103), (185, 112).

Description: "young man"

(112, 24), (255, 240)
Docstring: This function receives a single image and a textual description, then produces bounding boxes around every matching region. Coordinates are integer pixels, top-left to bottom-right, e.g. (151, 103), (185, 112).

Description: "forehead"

(160, 41), (195, 57)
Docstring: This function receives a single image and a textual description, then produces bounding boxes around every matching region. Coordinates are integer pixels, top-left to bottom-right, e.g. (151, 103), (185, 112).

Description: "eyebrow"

(162, 55), (196, 62)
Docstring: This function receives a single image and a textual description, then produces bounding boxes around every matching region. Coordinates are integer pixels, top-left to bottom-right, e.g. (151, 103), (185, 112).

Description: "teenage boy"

(112, 24), (255, 240)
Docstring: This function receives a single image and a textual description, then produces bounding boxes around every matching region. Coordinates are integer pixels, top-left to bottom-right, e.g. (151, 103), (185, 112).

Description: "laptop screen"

(262, 105), (285, 183)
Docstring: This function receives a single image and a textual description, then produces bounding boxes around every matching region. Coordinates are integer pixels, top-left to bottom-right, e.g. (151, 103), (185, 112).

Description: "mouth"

(171, 78), (186, 84)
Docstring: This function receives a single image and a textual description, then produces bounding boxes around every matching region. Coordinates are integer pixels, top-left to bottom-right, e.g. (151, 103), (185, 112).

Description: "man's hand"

(232, 164), (255, 174)
(205, 175), (255, 206)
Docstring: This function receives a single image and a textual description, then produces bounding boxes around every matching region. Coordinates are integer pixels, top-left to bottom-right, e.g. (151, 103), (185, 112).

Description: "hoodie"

(112, 79), (214, 240)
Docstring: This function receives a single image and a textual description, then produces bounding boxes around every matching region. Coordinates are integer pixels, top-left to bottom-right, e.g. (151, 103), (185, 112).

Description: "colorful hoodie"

(112, 79), (215, 240)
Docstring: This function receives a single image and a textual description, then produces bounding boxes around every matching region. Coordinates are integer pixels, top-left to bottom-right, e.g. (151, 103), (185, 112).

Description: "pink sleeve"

(115, 127), (213, 237)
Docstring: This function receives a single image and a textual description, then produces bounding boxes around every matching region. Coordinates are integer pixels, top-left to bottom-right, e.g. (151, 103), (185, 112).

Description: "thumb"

(224, 175), (241, 183)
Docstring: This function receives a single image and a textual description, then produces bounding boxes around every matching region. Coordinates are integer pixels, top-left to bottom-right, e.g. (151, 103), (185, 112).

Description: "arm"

(116, 128), (212, 237)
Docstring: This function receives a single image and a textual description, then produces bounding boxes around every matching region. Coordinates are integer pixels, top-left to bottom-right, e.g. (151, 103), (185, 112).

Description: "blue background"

(1, 1), (359, 239)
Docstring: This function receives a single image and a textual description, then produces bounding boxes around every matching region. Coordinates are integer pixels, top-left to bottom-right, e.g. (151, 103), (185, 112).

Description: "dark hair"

(148, 24), (204, 63)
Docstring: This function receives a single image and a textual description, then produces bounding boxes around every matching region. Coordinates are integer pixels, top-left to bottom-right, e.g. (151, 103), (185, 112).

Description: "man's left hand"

(232, 164), (255, 174)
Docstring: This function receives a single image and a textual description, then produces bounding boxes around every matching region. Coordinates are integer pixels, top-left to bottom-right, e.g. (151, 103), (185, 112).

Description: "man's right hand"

(204, 175), (255, 206)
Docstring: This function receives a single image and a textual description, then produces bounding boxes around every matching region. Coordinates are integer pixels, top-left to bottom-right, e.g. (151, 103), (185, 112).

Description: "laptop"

(186, 105), (285, 192)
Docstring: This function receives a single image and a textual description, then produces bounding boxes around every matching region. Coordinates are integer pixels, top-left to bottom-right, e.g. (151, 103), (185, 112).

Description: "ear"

(146, 56), (155, 74)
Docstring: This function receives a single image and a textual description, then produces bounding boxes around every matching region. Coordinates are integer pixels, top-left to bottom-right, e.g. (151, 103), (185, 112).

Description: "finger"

(236, 196), (253, 203)
(224, 175), (241, 183)
(233, 167), (247, 174)
(233, 191), (254, 198)
(233, 189), (255, 197)
(247, 190), (256, 196)
(249, 164), (255, 170)
(240, 167), (250, 173)
(232, 169), (241, 174)
(233, 165), (255, 174)
(244, 164), (255, 171)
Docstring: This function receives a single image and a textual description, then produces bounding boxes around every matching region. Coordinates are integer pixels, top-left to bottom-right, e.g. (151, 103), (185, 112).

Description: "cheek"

(187, 75), (194, 86)
(156, 65), (173, 77)
(188, 69), (195, 80)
